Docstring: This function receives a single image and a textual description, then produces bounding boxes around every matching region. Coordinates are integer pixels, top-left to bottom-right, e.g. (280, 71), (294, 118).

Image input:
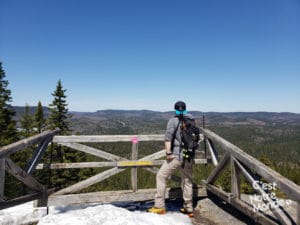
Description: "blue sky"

(1, 0), (299, 112)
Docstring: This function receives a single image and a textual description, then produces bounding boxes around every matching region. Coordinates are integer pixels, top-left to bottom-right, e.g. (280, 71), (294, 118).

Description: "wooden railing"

(1, 128), (299, 225)
(0, 129), (60, 209)
(43, 134), (207, 206)
(200, 127), (300, 225)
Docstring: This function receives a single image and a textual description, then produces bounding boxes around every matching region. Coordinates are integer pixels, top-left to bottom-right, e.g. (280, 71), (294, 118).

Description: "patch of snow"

(38, 204), (193, 225)
(1, 202), (192, 225)
(0, 201), (47, 225)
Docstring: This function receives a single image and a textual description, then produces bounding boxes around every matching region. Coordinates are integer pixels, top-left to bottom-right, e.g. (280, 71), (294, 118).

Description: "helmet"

(174, 101), (186, 111)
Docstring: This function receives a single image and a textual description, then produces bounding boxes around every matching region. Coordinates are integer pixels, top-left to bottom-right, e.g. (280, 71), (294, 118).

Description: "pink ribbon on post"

(131, 136), (139, 144)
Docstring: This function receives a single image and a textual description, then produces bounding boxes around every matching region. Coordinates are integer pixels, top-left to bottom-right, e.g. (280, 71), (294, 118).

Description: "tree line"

(0, 61), (78, 198)
(0, 62), (71, 144)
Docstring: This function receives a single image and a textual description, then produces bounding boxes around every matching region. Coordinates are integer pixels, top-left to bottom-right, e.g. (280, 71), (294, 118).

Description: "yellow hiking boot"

(180, 208), (194, 217)
(147, 207), (166, 214)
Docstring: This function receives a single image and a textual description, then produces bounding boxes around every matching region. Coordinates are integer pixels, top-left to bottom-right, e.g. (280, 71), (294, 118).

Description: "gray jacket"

(164, 113), (194, 161)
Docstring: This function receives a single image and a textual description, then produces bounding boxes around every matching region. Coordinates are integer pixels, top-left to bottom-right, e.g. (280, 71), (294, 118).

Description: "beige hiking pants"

(154, 158), (193, 211)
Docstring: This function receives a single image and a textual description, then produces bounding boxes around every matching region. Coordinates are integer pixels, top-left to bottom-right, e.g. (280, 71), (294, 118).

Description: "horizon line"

(12, 105), (300, 114)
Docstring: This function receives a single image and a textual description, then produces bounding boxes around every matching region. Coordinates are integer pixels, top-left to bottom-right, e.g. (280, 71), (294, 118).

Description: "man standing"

(148, 101), (196, 217)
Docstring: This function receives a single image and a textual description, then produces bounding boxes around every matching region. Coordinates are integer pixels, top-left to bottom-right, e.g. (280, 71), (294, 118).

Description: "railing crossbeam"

(231, 156), (241, 199)
(206, 152), (230, 184)
(234, 158), (294, 225)
(53, 167), (126, 195)
(25, 136), (53, 175)
(206, 138), (219, 166)
(5, 158), (45, 192)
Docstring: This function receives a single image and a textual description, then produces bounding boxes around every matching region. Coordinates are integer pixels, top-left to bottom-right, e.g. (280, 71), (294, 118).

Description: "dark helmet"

(174, 101), (186, 112)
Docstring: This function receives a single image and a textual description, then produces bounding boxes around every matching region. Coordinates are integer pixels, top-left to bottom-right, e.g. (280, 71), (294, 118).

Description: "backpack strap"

(171, 120), (180, 152)
(170, 116), (182, 152)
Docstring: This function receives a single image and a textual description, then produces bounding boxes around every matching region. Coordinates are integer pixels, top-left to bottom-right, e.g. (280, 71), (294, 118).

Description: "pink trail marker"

(131, 136), (139, 144)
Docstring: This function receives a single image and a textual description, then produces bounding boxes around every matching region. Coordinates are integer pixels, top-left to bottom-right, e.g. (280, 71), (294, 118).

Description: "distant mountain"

(13, 106), (300, 134)
(202, 111), (300, 126)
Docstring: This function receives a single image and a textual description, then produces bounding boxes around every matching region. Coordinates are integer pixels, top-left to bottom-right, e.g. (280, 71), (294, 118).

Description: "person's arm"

(165, 118), (176, 160)
(165, 141), (171, 153)
(165, 141), (175, 160)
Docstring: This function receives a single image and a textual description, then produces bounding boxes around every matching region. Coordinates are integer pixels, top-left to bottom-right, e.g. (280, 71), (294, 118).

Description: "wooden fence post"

(297, 202), (300, 225)
(34, 189), (48, 208)
(0, 158), (5, 201)
(231, 156), (241, 199)
(131, 136), (138, 192)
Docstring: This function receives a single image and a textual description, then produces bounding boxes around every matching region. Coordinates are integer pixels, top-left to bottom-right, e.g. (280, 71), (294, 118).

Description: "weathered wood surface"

(138, 149), (207, 164)
(0, 129), (60, 157)
(36, 159), (207, 170)
(25, 137), (53, 175)
(0, 192), (44, 210)
(58, 142), (127, 161)
(200, 127), (300, 203)
(5, 158), (45, 192)
(53, 167), (125, 195)
(48, 186), (207, 206)
(0, 158), (5, 201)
(139, 149), (166, 161)
(37, 161), (117, 169)
(206, 138), (218, 166)
(234, 158), (294, 225)
(44, 140), (209, 198)
(297, 203), (300, 225)
(231, 156), (241, 199)
(203, 181), (279, 225)
(206, 153), (230, 184)
(131, 141), (138, 192)
(2, 127), (298, 225)
(37, 161), (161, 169)
(39, 148), (166, 170)
(53, 134), (165, 143)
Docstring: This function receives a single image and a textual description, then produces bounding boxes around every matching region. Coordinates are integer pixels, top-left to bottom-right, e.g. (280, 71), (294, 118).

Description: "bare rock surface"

(193, 197), (251, 225)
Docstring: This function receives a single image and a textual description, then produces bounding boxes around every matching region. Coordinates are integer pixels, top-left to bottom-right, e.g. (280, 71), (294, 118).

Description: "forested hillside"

(14, 108), (300, 165)
(70, 110), (300, 187)
(7, 107), (300, 198)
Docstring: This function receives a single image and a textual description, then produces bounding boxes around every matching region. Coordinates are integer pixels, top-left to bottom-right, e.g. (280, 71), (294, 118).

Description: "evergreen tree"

(20, 104), (34, 137)
(48, 80), (71, 134)
(0, 62), (17, 147)
(47, 80), (73, 188)
(34, 101), (45, 133)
